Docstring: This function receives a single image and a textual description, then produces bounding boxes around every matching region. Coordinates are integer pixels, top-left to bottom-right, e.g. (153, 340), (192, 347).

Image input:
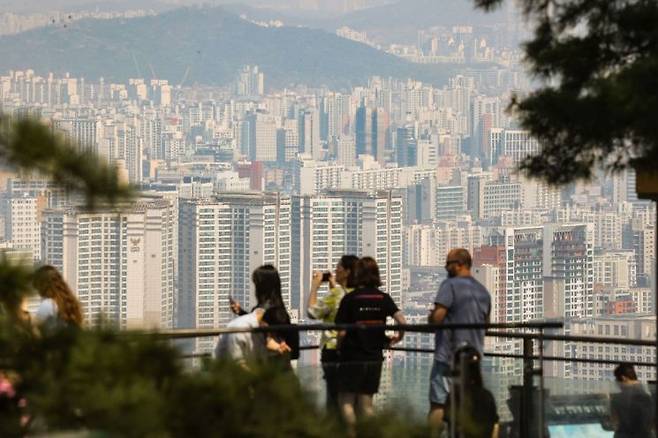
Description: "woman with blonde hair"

(33, 265), (82, 328)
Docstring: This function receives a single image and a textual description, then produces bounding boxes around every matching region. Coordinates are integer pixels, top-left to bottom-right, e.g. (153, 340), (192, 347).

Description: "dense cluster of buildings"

(0, 63), (655, 378)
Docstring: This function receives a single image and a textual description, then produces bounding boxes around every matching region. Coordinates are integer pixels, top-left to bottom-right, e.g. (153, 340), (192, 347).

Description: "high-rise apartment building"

(486, 223), (594, 324)
(624, 218), (655, 285)
(488, 129), (539, 166)
(2, 193), (44, 261)
(468, 175), (521, 220)
(246, 111), (277, 162)
(178, 193), (291, 351)
(322, 92), (349, 140)
(396, 124), (417, 167)
(42, 199), (176, 329)
(544, 224), (595, 319)
(291, 190), (403, 310)
(592, 251), (637, 289)
(236, 65), (265, 97)
(336, 135), (357, 167)
(293, 156), (345, 196)
(356, 103), (387, 163)
(299, 108), (322, 160)
(276, 118), (299, 164)
(435, 185), (465, 220)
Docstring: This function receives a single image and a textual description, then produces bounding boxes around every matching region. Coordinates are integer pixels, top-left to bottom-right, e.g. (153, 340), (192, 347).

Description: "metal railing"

(150, 320), (658, 437)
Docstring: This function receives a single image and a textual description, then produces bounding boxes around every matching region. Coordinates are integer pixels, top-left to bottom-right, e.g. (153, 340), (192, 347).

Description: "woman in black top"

(334, 257), (406, 433)
(252, 265), (299, 369)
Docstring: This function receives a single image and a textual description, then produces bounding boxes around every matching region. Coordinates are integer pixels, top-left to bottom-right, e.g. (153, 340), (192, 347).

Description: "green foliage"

(355, 407), (430, 438)
(0, 116), (133, 210)
(0, 254), (35, 322)
(0, 316), (428, 437)
(474, 0), (658, 184)
(166, 360), (339, 438)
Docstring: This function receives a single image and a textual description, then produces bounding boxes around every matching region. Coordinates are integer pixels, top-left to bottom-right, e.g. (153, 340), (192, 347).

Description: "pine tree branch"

(0, 116), (134, 210)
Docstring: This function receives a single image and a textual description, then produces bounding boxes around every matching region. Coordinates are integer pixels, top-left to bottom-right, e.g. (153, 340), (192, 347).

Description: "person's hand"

(312, 271), (323, 290)
(278, 341), (292, 355)
(229, 299), (243, 315)
(328, 273), (337, 289)
(389, 333), (403, 346)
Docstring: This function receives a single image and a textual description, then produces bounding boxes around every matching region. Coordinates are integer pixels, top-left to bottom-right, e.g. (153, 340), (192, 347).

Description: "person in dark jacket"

(610, 363), (654, 438)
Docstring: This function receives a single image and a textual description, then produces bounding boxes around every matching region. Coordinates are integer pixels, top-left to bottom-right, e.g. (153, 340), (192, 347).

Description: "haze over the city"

(0, 0), (654, 428)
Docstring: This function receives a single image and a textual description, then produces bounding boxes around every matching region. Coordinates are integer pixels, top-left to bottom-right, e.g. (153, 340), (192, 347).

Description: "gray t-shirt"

(434, 276), (491, 365)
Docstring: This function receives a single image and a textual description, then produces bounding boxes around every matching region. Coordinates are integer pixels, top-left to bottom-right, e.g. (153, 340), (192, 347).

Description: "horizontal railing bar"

(181, 353), (210, 359)
(154, 321), (564, 339)
(157, 322), (656, 349)
(180, 345), (320, 360)
(487, 330), (656, 347)
(181, 345), (655, 368)
(388, 347), (656, 368)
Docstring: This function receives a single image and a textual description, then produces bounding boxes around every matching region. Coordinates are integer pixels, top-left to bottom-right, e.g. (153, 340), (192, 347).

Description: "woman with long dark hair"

(252, 265), (299, 369)
(33, 265), (82, 328)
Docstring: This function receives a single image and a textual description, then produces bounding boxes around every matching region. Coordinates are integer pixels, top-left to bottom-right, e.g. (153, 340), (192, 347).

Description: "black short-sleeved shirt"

(334, 287), (400, 361)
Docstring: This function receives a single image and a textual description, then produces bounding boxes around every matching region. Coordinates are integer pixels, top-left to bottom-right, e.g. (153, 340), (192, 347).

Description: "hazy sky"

(0, 0), (392, 13)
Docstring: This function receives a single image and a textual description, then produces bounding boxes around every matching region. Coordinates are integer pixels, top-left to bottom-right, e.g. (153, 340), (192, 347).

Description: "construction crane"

(178, 66), (191, 89)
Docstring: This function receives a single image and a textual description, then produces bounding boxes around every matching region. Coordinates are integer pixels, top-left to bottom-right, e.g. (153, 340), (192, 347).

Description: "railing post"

(537, 330), (545, 438)
(521, 336), (534, 438)
(655, 202), (658, 436)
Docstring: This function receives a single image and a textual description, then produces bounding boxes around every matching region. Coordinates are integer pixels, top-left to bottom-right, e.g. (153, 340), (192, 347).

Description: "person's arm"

(307, 271), (326, 319)
(491, 423), (499, 438)
(428, 281), (453, 324)
(389, 310), (406, 345)
(229, 298), (248, 316)
(428, 304), (448, 324)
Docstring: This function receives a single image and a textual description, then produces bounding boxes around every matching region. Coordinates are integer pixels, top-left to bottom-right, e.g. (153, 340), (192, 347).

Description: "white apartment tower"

(41, 199), (176, 329)
(2, 193), (43, 261)
(178, 193), (291, 350)
(291, 190), (403, 311)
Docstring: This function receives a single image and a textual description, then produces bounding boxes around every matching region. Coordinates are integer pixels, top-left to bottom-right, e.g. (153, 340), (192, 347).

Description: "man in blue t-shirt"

(427, 248), (491, 434)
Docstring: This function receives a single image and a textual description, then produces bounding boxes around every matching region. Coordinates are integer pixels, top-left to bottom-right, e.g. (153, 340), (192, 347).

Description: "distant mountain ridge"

(228, 0), (509, 44)
(0, 6), (464, 89)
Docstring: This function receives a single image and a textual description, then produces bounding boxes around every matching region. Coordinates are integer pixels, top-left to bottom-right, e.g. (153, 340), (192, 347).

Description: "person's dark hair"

(614, 363), (638, 382)
(451, 248), (473, 268)
(33, 265), (83, 327)
(339, 255), (359, 288)
(252, 265), (284, 309)
(253, 265), (299, 360)
(453, 344), (483, 388)
(354, 257), (382, 288)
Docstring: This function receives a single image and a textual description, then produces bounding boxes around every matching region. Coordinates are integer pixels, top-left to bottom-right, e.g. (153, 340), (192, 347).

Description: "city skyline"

(0, 0), (655, 384)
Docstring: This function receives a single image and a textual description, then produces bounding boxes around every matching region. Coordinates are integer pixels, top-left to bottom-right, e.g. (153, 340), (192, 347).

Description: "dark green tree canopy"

(475, 0), (658, 184)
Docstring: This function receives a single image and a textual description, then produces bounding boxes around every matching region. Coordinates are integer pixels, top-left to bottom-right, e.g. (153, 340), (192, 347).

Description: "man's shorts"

(429, 360), (451, 405)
